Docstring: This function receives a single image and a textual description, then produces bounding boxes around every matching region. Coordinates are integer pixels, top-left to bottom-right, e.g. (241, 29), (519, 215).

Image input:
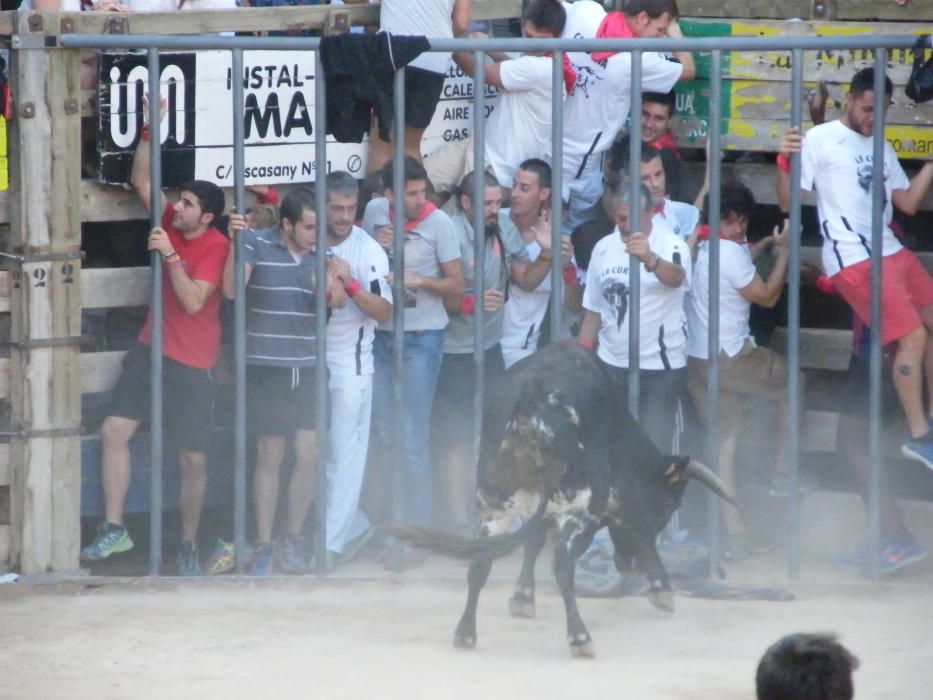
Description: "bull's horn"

(684, 459), (738, 506)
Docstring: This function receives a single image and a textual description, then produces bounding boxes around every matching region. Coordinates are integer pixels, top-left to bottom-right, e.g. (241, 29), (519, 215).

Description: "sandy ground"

(2, 550), (932, 700)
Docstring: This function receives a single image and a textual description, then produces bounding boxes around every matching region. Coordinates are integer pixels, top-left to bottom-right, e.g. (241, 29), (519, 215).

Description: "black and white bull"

(387, 342), (734, 657)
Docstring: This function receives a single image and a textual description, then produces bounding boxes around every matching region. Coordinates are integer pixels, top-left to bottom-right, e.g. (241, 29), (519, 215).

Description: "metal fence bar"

(471, 51), (486, 522)
(313, 48), (330, 575)
(549, 50), (564, 341)
(626, 50), (642, 419)
(390, 67), (407, 550)
(147, 48), (164, 577)
(705, 49), (723, 572)
(867, 50), (888, 582)
(231, 48), (248, 574)
(60, 34), (920, 54)
(786, 48), (804, 580)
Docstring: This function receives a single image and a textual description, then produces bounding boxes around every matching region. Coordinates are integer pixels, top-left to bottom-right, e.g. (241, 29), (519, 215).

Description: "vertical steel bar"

(472, 51), (486, 513)
(391, 67), (407, 545)
(627, 50), (642, 419)
(867, 50), (887, 582)
(313, 48), (330, 574)
(147, 48), (163, 577)
(549, 50), (564, 340)
(786, 48), (803, 580)
(706, 49), (723, 571)
(231, 48), (248, 574)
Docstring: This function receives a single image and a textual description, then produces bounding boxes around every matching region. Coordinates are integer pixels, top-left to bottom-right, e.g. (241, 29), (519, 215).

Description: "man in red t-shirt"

(80, 129), (230, 575)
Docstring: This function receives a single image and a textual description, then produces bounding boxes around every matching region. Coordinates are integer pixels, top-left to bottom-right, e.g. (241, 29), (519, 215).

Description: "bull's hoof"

(453, 632), (477, 649)
(648, 588), (676, 613)
(568, 634), (596, 658)
(509, 594), (536, 619)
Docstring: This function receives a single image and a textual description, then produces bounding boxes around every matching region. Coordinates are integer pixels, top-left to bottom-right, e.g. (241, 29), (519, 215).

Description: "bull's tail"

(383, 474), (551, 561)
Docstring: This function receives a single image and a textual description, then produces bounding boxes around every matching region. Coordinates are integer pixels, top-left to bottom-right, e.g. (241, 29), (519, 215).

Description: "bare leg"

(718, 433), (747, 537)
(921, 306), (933, 422)
(892, 324), (928, 438)
(403, 126), (426, 163)
(286, 430), (316, 536)
(179, 450), (207, 542)
(368, 116), (393, 174)
(254, 435), (286, 543)
(101, 416), (140, 526)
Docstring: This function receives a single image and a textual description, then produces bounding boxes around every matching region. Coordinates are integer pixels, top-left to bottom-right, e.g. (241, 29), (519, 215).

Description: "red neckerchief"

(654, 199), (665, 215)
(389, 201), (437, 232)
(649, 130), (681, 158)
(591, 13), (635, 62)
(545, 52), (577, 94)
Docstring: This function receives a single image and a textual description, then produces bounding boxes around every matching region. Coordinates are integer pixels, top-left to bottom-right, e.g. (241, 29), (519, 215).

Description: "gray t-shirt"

(362, 197), (461, 332)
(444, 211), (529, 354)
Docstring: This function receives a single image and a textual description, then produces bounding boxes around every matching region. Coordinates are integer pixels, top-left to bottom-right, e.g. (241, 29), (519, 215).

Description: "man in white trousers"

(322, 172), (393, 572)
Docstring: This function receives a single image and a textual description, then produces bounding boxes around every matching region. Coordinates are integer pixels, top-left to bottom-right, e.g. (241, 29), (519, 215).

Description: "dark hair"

(604, 141), (664, 192)
(326, 170), (360, 200)
(701, 181), (756, 225)
(850, 67), (894, 97)
(643, 90), (677, 115)
(381, 156), (428, 192)
(179, 180), (225, 224)
(358, 170), (384, 221)
(756, 633), (859, 700)
(523, 0), (566, 36)
(458, 169), (501, 203)
(279, 187), (316, 226)
(518, 158), (552, 190)
(621, 0), (680, 20)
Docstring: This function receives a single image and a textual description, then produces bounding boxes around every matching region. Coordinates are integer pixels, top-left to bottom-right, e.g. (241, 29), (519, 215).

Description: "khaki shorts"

(687, 339), (799, 439)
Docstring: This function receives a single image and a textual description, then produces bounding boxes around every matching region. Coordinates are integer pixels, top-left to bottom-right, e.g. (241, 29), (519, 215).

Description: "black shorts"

(400, 66), (446, 129)
(246, 364), (318, 437)
(108, 343), (215, 453)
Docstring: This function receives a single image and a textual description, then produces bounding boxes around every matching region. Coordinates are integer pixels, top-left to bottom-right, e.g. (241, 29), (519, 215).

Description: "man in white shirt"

(424, 0), (567, 197)
(686, 183), (793, 561)
(777, 67), (933, 470)
(500, 159), (575, 368)
(369, 0), (472, 172)
(578, 184), (690, 452)
(321, 172), (393, 572)
(560, 0), (695, 235)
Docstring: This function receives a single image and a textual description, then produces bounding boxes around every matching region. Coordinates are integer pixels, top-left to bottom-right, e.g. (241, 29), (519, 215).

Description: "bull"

(387, 342), (734, 657)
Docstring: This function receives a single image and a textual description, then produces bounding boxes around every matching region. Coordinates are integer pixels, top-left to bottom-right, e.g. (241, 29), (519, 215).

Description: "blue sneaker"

(834, 542), (872, 569)
(81, 522), (133, 561)
(177, 540), (201, 576)
(275, 534), (310, 574)
(901, 434), (933, 470)
(861, 540), (927, 577)
(249, 543), (274, 576)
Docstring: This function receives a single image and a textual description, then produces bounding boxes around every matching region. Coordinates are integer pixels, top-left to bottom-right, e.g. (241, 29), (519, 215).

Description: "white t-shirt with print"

(686, 239), (756, 359)
(485, 54), (555, 187)
(380, 0), (454, 75)
(800, 119), (910, 277)
(327, 227), (393, 377)
(500, 237), (551, 368)
(583, 226), (691, 370)
(654, 198), (699, 241)
(560, 0), (683, 198)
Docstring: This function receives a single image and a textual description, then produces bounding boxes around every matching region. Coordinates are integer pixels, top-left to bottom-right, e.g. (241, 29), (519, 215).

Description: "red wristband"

(345, 277), (362, 298)
(325, 291), (333, 304)
(257, 187), (280, 206)
(139, 123), (150, 142)
(562, 264), (578, 285)
(577, 338), (594, 350)
(776, 153), (791, 174)
(459, 294), (475, 316)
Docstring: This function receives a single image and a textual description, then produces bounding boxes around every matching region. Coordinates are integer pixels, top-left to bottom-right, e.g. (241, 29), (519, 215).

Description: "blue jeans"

(372, 330), (444, 527)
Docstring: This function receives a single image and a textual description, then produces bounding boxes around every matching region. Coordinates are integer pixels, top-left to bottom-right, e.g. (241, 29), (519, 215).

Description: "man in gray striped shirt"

(224, 188), (348, 575)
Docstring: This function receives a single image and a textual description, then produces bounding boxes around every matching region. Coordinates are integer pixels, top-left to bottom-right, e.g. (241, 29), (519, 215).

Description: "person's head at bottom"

(756, 633), (859, 700)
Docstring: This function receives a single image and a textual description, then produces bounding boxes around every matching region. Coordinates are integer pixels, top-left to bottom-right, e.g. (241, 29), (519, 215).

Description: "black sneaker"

(177, 540), (201, 576)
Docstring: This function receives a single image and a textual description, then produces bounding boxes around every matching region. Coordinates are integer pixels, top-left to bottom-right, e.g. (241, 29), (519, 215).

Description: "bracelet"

(325, 291), (333, 304)
(577, 338), (594, 350)
(344, 277), (362, 298)
(166, 259), (185, 270)
(776, 153), (791, 174)
(562, 264), (578, 285)
(459, 294), (475, 316)
(162, 251), (180, 263)
(538, 248), (552, 262)
(645, 254), (661, 273)
(140, 124), (151, 142)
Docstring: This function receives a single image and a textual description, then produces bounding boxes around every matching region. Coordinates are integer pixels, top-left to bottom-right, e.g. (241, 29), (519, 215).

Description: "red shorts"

(831, 248), (933, 345)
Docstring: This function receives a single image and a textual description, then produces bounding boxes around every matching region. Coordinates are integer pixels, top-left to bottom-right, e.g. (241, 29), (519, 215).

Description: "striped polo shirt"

(243, 226), (319, 367)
